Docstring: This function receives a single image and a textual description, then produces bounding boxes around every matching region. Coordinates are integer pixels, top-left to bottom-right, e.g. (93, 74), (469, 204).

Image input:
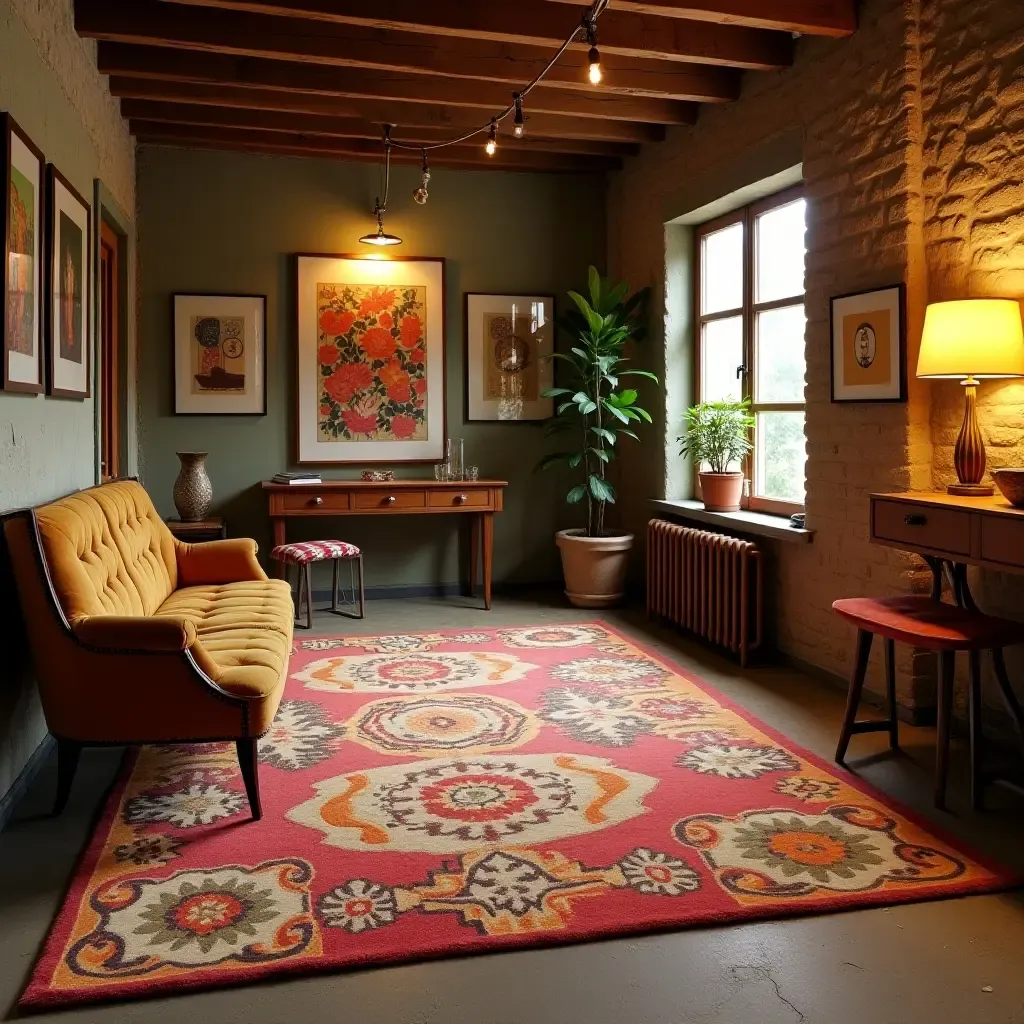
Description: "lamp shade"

(917, 299), (1024, 378)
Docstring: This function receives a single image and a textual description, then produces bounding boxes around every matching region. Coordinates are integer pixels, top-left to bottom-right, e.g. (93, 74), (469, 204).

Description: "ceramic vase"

(173, 452), (213, 521)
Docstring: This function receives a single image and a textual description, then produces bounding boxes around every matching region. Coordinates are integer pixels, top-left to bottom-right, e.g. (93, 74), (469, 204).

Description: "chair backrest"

(32, 480), (178, 621)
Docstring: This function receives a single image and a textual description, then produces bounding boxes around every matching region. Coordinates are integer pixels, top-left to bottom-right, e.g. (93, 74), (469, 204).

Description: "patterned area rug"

(23, 623), (1014, 1008)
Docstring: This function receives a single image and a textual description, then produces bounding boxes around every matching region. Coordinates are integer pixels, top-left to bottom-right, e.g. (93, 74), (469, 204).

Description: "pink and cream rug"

(22, 623), (1014, 1008)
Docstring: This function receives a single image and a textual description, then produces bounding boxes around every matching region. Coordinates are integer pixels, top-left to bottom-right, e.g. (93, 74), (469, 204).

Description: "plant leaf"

(535, 452), (572, 471)
(591, 426), (616, 444)
(589, 474), (616, 502)
(567, 484), (587, 504)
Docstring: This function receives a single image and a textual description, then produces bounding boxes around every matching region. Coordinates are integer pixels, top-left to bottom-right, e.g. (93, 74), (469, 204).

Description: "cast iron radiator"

(646, 518), (763, 667)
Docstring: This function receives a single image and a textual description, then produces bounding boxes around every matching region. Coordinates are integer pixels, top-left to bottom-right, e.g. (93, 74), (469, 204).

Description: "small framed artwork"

(45, 165), (91, 399)
(2, 114), (45, 393)
(465, 292), (555, 422)
(296, 253), (445, 463)
(173, 293), (267, 415)
(830, 284), (907, 403)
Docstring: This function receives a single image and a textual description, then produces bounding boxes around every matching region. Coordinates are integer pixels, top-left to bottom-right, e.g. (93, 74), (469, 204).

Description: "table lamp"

(917, 299), (1024, 495)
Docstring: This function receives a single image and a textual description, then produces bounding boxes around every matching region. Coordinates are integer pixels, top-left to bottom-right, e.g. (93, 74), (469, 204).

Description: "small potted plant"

(538, 268), (657, 608)
(678, 400), (755, 512)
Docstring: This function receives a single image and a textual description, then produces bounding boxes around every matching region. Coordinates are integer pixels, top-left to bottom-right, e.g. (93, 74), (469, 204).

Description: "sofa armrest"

(175, 538), (268, 586)
(71, 614), (198, 652)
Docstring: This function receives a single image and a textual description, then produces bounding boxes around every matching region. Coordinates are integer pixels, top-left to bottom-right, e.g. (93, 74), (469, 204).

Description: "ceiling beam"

(120, 99), (640, 155)
(156, 0), (792, 69)
(107, 74), (666, 143)
(543, 0), (857, 37)
(131, 121), (621, 171)
(96, 44), (693, 127)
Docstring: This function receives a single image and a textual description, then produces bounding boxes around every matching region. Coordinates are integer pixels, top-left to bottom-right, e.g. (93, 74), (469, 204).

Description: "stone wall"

(608, 0), (1024, 712)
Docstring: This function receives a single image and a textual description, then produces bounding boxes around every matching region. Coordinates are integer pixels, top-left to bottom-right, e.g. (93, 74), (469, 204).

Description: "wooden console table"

(262, 480), (506, 609)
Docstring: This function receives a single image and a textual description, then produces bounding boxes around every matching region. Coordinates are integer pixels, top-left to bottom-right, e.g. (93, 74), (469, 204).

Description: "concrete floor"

(2, 594), (1023, 1023)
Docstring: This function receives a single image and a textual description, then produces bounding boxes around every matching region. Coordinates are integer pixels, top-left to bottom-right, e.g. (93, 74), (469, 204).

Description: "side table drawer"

(275, 491), (351, 514)
(872, 499), (972, 556)
(353, 489), (426, 511)
(428, 489), (492, 509)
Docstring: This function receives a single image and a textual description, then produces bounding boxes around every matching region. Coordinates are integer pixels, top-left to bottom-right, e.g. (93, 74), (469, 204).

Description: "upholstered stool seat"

(833, 595), (1024, 810)
(271, 541), (364, 628)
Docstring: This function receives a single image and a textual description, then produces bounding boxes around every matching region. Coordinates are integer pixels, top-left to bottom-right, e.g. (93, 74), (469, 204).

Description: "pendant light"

(359, 129), (402, 246)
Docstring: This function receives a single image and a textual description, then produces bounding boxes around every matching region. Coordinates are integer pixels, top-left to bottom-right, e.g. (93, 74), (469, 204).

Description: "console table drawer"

(872, 499), (971, 556)
(352, 489), (426, 511)
(980, 516), (1024, 570)
(428, 489), (492, 509)
(274, 491), (351, 513)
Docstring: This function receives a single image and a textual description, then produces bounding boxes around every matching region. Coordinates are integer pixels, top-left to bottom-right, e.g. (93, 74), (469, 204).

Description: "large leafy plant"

(539, 267), (657, 537)
(677, 399), (755, 474)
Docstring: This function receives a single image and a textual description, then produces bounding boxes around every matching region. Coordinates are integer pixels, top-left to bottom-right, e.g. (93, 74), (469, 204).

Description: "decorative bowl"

(992, 468), (1024, 508)
(361, 470), (395, 482)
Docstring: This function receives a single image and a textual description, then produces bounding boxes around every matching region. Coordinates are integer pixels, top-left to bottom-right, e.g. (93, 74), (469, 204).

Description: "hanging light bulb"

(359, 129), (402, 246)
(413, 149), (430, 205)
(585, 17), (602, 85)
(513, 94), (525, 138)
(485, 118), (498, 156)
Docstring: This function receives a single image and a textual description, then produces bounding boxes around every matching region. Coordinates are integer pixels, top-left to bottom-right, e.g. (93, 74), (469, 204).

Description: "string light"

(413, 149), (430, 204)
(513, 94), (525, 138)
(485, 118), (498, 156)
(585, 19), (602, 85)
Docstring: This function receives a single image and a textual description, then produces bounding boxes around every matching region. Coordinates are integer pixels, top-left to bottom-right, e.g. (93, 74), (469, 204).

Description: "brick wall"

(608, 0), (1024, 712)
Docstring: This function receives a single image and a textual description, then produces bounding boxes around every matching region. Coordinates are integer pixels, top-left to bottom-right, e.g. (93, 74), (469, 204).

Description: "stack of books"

(272, 471), (322, 485)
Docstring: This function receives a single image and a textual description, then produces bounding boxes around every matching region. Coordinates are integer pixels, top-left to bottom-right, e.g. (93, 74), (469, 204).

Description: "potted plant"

(677, 399), (755, 512)
(539, 268), (657, 607)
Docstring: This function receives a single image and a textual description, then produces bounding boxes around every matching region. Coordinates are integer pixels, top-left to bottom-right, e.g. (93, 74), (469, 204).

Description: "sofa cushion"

(157, 579), (294, 699)
(35, 480), (177, 621)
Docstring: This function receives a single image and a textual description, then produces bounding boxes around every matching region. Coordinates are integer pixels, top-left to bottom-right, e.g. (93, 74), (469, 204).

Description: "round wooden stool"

(833, 595), (1024, 810)
(271, 540), (365, 629)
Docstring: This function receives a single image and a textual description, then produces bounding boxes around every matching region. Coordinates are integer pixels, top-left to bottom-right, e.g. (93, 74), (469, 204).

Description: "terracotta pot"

(173, 452), (213, 522)
(698, 471), (744, 512)
(555, 529), (634, 608)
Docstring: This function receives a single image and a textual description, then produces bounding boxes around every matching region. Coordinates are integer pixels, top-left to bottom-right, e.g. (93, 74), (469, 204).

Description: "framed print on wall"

(296, 253), (446, 464)
(465, 292), (555, 422)
(2, 114), (44, 393)
(173, 293), (267, 415)
(830, 284), (907, 403)
(46, 165), (91, 399)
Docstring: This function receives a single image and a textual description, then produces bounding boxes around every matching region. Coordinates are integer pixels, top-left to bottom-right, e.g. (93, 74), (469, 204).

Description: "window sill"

(650, 498), (814, 544)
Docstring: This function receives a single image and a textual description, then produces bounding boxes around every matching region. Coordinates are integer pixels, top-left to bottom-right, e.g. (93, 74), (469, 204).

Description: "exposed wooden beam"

(120, 99), (640, 155)
(96, 44), (689, 129)
(108, 75), (666, 143)
(79, 6), (701, 122)
(157, 0), (792, 69)
(131, 120), (621, 171)
(544, 0), (857, 37)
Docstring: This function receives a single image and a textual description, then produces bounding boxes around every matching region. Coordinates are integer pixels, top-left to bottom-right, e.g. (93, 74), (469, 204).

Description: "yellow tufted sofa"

(3, 479), (294, 820)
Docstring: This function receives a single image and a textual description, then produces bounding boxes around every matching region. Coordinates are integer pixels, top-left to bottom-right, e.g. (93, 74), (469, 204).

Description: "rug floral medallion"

(24, 623), (1013, 1008)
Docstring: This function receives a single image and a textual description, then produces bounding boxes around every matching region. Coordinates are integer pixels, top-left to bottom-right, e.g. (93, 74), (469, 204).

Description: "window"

(695, 186), (807, 514)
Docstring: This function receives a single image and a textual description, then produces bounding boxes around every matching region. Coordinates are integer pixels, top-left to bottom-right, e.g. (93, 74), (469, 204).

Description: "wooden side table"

(165, 517), (228, 543)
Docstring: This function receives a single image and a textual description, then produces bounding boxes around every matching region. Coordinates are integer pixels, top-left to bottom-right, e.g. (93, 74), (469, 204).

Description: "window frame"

(693, 184), (806, 516)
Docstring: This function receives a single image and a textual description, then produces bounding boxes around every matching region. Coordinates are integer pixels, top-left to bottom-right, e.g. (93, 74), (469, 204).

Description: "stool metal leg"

(329, 556), (366, 619)
(297, 562), (313, 630)
(836, 629), (873, 763)
(969, 650), (983, 811)
(884, 637), (900, 751)
(935, 649), (956, 810)
(331, 559), (340, 613)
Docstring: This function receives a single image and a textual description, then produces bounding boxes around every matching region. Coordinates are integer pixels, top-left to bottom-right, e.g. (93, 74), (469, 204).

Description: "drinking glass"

(434, 464), (449, 481)
(465, 465), (479, 481)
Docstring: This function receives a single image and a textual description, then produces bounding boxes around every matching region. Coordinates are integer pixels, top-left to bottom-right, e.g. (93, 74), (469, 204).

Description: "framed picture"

(173, 293), (267, 415)
(830, 284), (907, 403)
(2, 114), (44, 393)
(296, 253), (446, 464)
(45, 165), (91, 399)
(465, 292), (555, 422)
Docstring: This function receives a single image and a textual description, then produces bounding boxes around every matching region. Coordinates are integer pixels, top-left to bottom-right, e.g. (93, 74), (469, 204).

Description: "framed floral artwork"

(173, 293), (267, 414)
(296, 254), (446, 463)
(464, 293), (555, 422)
(45, 165), (91, 399)
(830, 284), (907, 403)
(2, 114), (45, 393)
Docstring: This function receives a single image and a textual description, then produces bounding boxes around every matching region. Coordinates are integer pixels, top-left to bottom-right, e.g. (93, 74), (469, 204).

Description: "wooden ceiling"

(75, 0), (857, 172)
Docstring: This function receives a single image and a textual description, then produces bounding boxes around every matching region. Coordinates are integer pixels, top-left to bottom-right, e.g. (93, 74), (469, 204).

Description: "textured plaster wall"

(608, 0), (1024, 714)
(136, 145), (606, 591)
(0, 0), (134, 809)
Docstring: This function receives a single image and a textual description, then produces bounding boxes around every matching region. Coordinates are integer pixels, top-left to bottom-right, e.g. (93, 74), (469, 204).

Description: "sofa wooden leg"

(236, 738), (263, 821)
(53, 739), (82, 816)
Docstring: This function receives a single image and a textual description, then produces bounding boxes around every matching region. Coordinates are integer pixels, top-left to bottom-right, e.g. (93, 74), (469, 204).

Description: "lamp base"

(947, 482), (994, 497)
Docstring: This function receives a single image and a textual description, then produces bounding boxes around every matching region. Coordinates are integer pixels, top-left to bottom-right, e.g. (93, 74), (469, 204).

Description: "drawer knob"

(384, 495), (397, 504)
(904, 513), (926, 526)
(312, 496), (323, 506)
(456, 494), (468, 504)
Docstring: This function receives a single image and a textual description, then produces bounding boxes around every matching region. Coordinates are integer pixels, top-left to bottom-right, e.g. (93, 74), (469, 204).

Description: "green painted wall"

(136, 145), (607, 591)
